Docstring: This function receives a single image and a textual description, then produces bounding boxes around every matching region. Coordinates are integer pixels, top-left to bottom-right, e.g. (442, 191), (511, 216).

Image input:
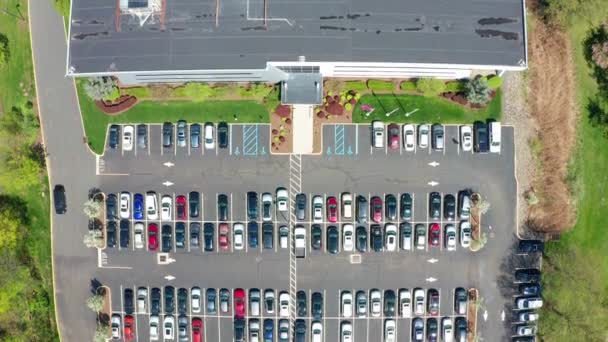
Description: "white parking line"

(133, 284), (140, 342)
(323, 289), (327, 342)
(229, 125), (233, 155)
(355, 127), (359, 155)
(173, 125), (177, 156)
(147, 125), (151, 156)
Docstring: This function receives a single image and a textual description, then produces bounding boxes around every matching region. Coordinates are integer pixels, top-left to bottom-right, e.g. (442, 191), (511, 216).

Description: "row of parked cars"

(108, 121), (229, 151)
(371, 121), (502, 153)
(511, 240), (544, 341)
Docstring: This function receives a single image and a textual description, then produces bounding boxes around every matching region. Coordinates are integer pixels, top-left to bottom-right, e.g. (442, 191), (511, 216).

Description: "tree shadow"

(583, 24), (608, 91)
(0, 194), (29, 225)
(90, 278), (103, 295)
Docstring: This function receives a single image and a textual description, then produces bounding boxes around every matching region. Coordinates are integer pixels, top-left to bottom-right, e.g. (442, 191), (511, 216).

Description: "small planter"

(467, 288), (479, 342)
(469, 192), (483, 252)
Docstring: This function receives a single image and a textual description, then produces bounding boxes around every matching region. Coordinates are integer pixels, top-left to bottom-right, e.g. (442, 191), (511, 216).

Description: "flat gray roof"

(68, 0), (526, 74)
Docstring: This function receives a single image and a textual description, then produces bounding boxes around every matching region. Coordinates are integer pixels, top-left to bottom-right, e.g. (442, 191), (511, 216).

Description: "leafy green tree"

(0, 34), (9, 68)
(83, 230), (104, 249)
(84, 77), (118, 101)
(0, 152), (41, 192)
(0, 208), (22, 251)
(83, 198), (102, 219)
(542, 0), (608, 28)
(464, 77), (491, 105)
(86, 294), (105, 313)
(415, 78), (446, 96)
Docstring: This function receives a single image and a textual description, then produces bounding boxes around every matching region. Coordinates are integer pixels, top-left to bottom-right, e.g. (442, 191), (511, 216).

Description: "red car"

(370, 196), (383, 223)
(429, 223), (440, 247)
(124, 315), (134, 341)
(388, 124), (400, 150)
(219, 223), (230, 250)
(234, 288), (246, 318)
(192, 317), (203, 342)
(176, 195), (187, 220)
(326, 197), (338, 223)
(148, 223), (158, 251)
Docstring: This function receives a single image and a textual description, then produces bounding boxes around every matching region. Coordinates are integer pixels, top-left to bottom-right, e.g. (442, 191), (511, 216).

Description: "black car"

(356, 195), (368, 223)
(161, 224), (172, 252)
(400, 222), (412, 250)
(247, 192), (258, 220)
(515, 269), (541, 283)
(234, 318), (245, 342)
(400, 193), (412, 220)
(297, 291), (307, 317)
(384, 290), (396, 317)
(190, 223), (200, 248)
(295, 193), (306, 220)
(444, 194), (456, 220)
(356, 226), (368, 252)
(175, 222), (186, 249)
(120, 219), (130, 248)
(426, 318), (438, 342)
(512, 337), (536, 342)
(327, 226), (339, 254)
(518, 240), (544, 254)
(311, 292), (323, 319)
(294, 319), (306, 342)
(248, 221), (259, 248)
(412, 318), (424, 342)
(108, 124), (120, 149)
(455, 317), (467, 342)
(519, 283), (542, 296)
(474, 122), (489, 153)
(454, 287), (468, 315)
(218, 122), (229, 149)
(429, 192), (441, 219)
(431, 124), (444, 151)
(218, 194), (228, 221)
(262, 222), (273, 249)
(53, 185), (67, 214)
(164, 286), (175, 314)
(189, 191), (200, 218)
(311, 224), (322, 250)
(178, 288), (188, 314)
(106, 194), (117, 220)
(371, 224), (383, 252)
(162, 122), (173, 148)
(136, 124), (147, 149)
(106, 221), (117, 248)
(203, 223), (214, 251)
(150, 287), (161, 315)
(123, 288), (134, 314)
(190, 123), (201, 148)
(385, 194), (397, 221)
(207, 288), (217, 314)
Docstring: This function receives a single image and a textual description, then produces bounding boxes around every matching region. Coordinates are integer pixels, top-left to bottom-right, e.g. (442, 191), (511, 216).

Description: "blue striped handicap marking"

(243, 125), (259, 156)
(334, 125), (345, 155)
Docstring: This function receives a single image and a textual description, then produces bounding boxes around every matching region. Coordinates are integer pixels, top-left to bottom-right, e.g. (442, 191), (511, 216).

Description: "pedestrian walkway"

(292, 105), (314, 154)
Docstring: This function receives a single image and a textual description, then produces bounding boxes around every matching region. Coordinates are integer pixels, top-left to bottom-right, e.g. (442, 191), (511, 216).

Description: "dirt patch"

(95, 95), (138, 114)
(467, 288), (479, 342)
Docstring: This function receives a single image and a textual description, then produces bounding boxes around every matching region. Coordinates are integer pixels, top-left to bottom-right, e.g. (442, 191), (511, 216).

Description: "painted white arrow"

(427, 181), (439, 187)
(163, 162), (175, 167)
(163, 181), (174, 187)
(427, 258), (439, 264)
(164, 275), (176, 281)
(483, 310), (488, 321)
(425, 277), (437, 283)
(428, 161), (440, 167)
(501, 310), (505, 321)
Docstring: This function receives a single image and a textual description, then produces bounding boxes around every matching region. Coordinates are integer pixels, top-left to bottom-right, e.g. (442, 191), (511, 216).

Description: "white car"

(445, 224), (457, 251)
(249, 319), (260, 342)
(385, 224), (397, 251)
(460, 221), (472, 248)
(204, 123), (215, 149)
(137, 287), (147, 313)
(276, 188), (288, 212)
(145, 192), (158, 220)
(418, 124), (430, 148)
(384, 319), (396, 342)
(370, 289), (382, 317)
(264, 289), (275, 314)
(279, 225), (289, 249)
(163, 315), (175, 340)
(341, 291), (353, 317)
(519, 311), (540, 322)
(399, 289), (411, 318)
(401, 224), (412, 251)
(372, 121), (384, 148)
(233, 223), (244, 250)
(161, 195), (172, 221)
(262, 193), (273, 221)
(343, 224), (354, 252)
(134, 222), (145, 249)
(460, 125), (473, 152)
(489, 121), (501, 153)
(279, 292), (290, 317)
(122, 125), (134, 151)
(413, 288), (425, 316)
(119, 192), (130, 219)
(341, 193), (353, 219)
(442, 317), (454, 342)
(191, 287), (201, 313)
(311, 322), (323, 342)
(341, 321), (353, 342)
(111, 314), (121, 339)
(516, 297), (543, 309)
(403, 124), (416, 151)
(149, 315), (160, 340)
(312, 195), (323, 223)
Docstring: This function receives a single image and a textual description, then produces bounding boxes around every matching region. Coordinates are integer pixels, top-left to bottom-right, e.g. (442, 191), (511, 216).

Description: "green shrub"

(0, 35), (9, 68)
(485, 76), (503, 89)
(400, 81), (417, 91)
(344, 80), (367, 91)
(445, 81), (464, 92)
(123, 87), (151, 99)
(103, 87), (120, 102)
(344, 103), (352, 111)
(367, 80), (395, 91)
(464, 76), (491, 105)
(179, 83), (215, 102)
(415, 78), (446, 96)
(84, 77), (118, 101)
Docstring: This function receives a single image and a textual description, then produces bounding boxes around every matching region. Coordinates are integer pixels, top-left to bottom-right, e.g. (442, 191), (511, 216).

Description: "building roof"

(68, 0), (527, 74)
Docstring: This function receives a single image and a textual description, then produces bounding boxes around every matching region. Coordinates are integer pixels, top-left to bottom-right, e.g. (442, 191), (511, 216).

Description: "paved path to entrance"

(292, 104), (314, 154)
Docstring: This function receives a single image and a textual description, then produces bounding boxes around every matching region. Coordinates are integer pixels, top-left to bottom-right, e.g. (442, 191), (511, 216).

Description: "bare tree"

(83, 230), (104, 249)
(83, 198), (102, 219)
(93, 322), (109, 342)
(86, 294), (105, 313)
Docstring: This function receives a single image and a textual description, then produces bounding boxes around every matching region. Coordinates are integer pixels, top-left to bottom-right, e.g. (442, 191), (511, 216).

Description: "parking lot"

(97, 122), (517, 342)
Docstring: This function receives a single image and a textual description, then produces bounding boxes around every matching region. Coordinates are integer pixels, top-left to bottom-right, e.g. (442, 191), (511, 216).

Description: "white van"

(489, 121), (501, 153)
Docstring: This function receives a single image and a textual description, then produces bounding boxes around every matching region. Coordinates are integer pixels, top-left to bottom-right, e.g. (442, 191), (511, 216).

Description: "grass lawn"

(352, 89), (502, 123)
(77, 81), (271, 154)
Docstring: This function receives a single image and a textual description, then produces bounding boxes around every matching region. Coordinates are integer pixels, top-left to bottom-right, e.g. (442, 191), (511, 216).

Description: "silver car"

(176, 120), (187, 147)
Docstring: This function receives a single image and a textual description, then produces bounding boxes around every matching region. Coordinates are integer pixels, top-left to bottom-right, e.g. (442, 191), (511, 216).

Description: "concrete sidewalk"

(292, 105), (314, 154)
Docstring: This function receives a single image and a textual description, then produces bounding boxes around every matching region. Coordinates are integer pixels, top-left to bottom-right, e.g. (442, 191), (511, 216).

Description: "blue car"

(133, 193), (144, 220)
(263, 319), (273, 342)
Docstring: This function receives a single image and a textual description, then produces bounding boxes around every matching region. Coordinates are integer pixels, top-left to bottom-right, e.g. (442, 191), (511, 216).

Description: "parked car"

(109, 124), (120, 149)
(460, 125), (473, 152)
(233, 318), (244, 342)
(311, 224), (322, 250)
(455, 317), (467, 342)
(120, 191), (131, 219)
(518, 240), (544, 253)
(162, 224), (172, 252)
(207, 288), (217, 314)
(218, 193), (228, 221)
(516, 297), (543, 310)
(327, 196), (338, 223)
(249, 288), (261, 316)
(372, 121), (384, 148)
(250, 319), (261, 342)
(191, 318), (203, 342)
(203, 223), (214, 251)
(263, 319), (273, 342)
(278, 319), (289, 342)
(341, 291), (353, 317)
(384, 290), (396, 317)
(204, 122), (215, 149)
(163, 315), (174, 340)
(161, 195), (172, 221)
(427, 317), (438, 342)
(385, 224), (398, 251)
(120, 219), (131, 248)
(399, 288), (411, 318)
(458, 191), (471, 219)
(445, 224), (457, 251)
(262, 192), (273, 221)
(444, 194), (456, 220)
(403, 124), (416, 151)
(279, 292), (290, 317)
(220, 288), (230, 313)
(388, 123), (400, 150)
(442, 317), (453, 342)
(370, 196), (383, 223)
(370, 289), (382, 317)
(191, 287), (202, 313)
(248, 221), (259, 248)
(162, 122), (173, 148)
(413, 288), (425, 316)
(343, 224), (354, 251)
(515, 269), (542, 283)
(296, 193), (307, 221)
(432, 124), (444, 151)
(189, 191), (200, 218)
(400, 193), (412, 220)
(311, 321), (322, 342)
(124, 315), (135, 341)
(474, 122), (489, 153)
(150, 288), (161, 315)
(341, 192), (353, 219)
(176, 120), (187, 147)
(356, 195), (368, 223)
(296, 290), (307, 317)
(518, 310), (540, 322)
(146, 191), (158, 220)
(134, 222), (145, 249)
(429, 192), (441, 219)
(190, 123), (201, 148)
(234, 288), (246, 318)
(175, 223), (185, 249)
(136, 124), (147, 149)
(371, 224), (383, 252)
(327, 226), (339, 254)
(106, 221), (117, 248)
(412, 317), (424, 342)
(454, 287), (468, 315)
(219, 223), (230, 250)
(385, 194), (397, 221)
(460, 221), (472, 248)
(177, 288), (188, 314)
(428, 223), (440, 247)
(276, 187), (288, 212)
(106, 193), (117, 220)
(519, 283), (542, 296)
(233, 223), (244, 250)
(356, 226), (367, 252)
(164, 286), (175, 314)
(133, 193), (144, 220)
(516, 324), (537, 336)
(418, 124), (430, 148)
(400, 222), (412, 250)
(312, 195), (323, 223)
(149, 315), (160, 340)
(53, 185), (67, 214)
(175, 195), (187, 220)
(385, 319), (396, 342)
(111, 314), (121, 339)
(427, 289), (439, 316)
(263, 223), (274, 249)
(311, 292), (323, 319)
(218, 122), (228, 148)
(341, 321), (353, 342)
(279, 225), (288, 249)
(489, 121), (501, 153)
(415, 224), (426, 250)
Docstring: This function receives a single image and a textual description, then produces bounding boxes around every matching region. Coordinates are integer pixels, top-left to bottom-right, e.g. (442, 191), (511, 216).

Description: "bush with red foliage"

(95, 95), (137, 115)
(275, 105), (291, 117)
(326, 102), (344, 116)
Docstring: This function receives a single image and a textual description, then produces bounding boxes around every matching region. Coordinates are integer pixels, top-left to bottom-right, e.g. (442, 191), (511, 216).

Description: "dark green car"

(164, 286), (175, 314)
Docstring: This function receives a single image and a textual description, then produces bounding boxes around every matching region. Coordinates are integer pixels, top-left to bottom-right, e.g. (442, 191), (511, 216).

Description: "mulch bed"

(95, 95), (138, 115)
(440, 90), (497, 109)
